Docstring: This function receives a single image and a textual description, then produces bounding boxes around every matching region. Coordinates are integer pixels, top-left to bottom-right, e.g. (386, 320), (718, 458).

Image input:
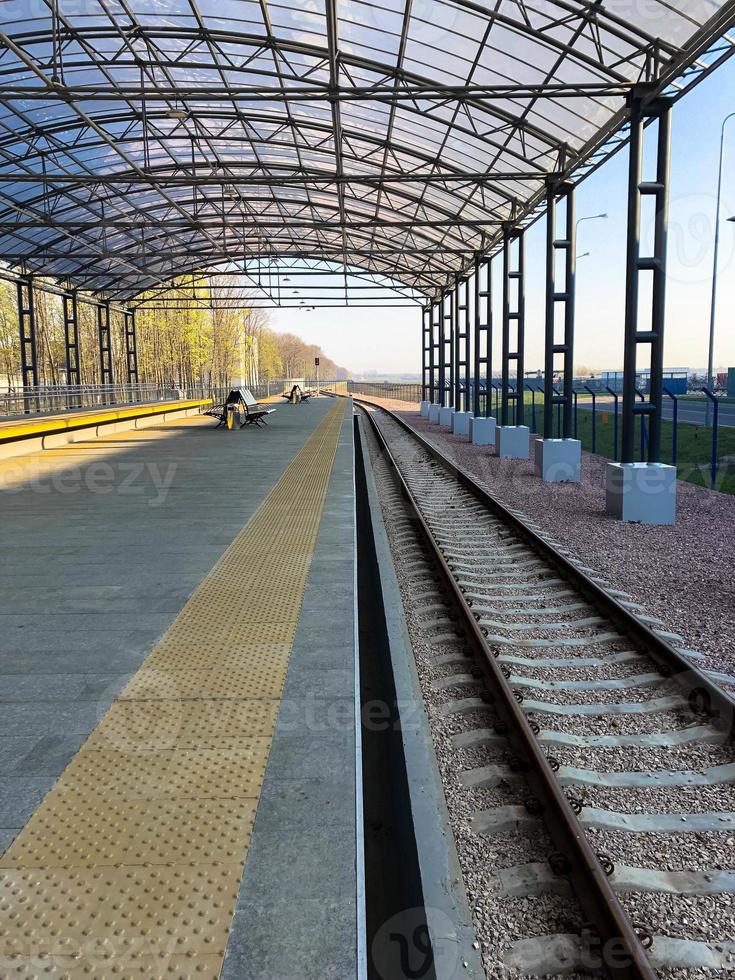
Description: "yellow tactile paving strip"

(0, 398), (347, 979)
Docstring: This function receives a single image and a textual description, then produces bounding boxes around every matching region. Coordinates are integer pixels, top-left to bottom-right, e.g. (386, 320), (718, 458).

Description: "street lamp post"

(576, 212), (607, 244)
(706, 112), (735, 395)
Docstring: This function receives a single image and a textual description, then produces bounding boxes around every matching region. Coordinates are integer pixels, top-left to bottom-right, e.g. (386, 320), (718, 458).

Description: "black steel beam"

(0, 82), (631, 103)
(0, 218), (505, 231)
(0, 170), (557, 187)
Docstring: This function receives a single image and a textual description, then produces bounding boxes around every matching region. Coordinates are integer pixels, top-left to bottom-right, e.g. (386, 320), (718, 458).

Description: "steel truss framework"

(0, 0), (732, 313)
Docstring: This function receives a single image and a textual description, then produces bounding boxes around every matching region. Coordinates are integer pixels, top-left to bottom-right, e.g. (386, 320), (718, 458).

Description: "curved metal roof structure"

(0, 0), (733, 307)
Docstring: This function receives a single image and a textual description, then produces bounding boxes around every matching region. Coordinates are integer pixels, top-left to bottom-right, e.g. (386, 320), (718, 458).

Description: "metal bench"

(206, 388), (276, 428)
(281, 385), (314, 404)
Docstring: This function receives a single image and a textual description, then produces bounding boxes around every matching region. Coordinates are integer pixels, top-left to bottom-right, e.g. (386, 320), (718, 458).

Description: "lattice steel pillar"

(431, 300), (440, 402)
(543, 182), (576, 439)
(455, 276), (470, 412)
(97, 299), (114, 385)
(452, 278), (461, 410)
(17, 277), (38, 391)
(63, 290), (81, 387)
(437, 294), (447, 407)
(443, 288), (454, 407)
(622, 92), (672, 464)
(421, 307), (429, 401)
(501, 225), (525, 426)
(125, 309), (139, 385)
(473, 254), (491, 418)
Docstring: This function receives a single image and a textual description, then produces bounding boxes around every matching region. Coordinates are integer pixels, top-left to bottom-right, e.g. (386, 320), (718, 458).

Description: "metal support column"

(430, 300), (439, 402)
(544, 182), (576, 438)
(451, 283), (459, 408)
(622, 92), (672, 464)
(501, 225), (526, 427)
(125, 309), (139, 385)
(97, 299), (114, 385)
(442, 289), (453, 407)
(421, 307), (430, 401)
(473, 254), (491, 418)
(438, 295), (447, 407)
(17, 277), (38, 391)
(455, 276), (470, 411)
(63, 290), (81, 386)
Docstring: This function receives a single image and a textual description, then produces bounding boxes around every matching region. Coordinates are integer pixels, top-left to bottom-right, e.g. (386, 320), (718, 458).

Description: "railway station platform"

(0, 396), (360, 979)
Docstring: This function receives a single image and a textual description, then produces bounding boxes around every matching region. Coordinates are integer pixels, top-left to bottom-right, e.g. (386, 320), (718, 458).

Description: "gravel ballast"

(358, 395), (735, 672)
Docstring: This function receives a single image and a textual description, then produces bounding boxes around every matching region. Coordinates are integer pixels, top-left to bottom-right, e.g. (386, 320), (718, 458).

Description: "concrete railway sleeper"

(352, 397), (735, 980)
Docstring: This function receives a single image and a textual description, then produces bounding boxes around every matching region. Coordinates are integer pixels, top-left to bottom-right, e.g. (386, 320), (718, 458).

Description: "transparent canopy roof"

(0, 0), (732, 305)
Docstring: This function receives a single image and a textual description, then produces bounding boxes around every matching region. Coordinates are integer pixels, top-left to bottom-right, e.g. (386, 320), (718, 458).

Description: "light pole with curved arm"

(707, 111), (735, 394)
(576, 212), (607, 246)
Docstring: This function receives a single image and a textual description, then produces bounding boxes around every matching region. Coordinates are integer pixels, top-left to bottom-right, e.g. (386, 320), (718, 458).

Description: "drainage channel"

(355, 414), (435, 980)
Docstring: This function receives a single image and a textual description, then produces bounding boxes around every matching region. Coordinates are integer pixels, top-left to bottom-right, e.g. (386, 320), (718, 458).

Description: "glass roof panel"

(0, 0), (729, 301)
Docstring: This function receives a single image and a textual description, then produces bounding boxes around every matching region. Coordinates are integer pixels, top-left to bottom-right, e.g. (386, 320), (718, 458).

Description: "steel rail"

(354, 399), (657, 980)
(349, 395), (735, 728)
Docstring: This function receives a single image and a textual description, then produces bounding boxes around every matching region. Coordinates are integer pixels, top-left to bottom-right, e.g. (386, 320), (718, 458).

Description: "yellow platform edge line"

(0, 397), (348, 978)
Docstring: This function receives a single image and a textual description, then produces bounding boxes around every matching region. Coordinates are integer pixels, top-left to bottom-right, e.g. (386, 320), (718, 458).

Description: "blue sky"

(272, 56), (735, 376)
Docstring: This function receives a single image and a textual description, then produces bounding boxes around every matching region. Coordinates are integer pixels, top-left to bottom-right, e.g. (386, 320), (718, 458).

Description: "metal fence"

(0, 379), (349, 418)
(346, 381), (423, 403)
(343, 380), (734, 495)
(0, 383), (198, 417)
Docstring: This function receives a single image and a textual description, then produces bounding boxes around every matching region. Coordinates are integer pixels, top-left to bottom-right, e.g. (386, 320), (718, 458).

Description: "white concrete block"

(534, 438), (581, 483)
(420, 400), (431, 418)
(497, 425), (530, 460)
(452, 411), (473, 437)
(605, 462), (676, 525)
(469, 416), (496, 446)
(438, 406), (455, 428)
(428, 403), (441, 424)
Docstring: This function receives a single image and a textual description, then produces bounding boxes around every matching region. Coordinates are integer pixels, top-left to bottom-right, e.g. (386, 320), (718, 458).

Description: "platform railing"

(0, 383), (206, 418)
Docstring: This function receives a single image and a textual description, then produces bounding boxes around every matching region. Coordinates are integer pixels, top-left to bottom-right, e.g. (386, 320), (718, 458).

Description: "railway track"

(353, 397), (735, 980)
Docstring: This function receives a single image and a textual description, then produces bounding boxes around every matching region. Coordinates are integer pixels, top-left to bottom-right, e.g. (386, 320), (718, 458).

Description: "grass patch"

(508, 398), (735, 496)
(572, 412), (735, 495)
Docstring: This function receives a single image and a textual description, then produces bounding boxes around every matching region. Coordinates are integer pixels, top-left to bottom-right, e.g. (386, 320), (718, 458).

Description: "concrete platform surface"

(0, 397), (360, 978)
